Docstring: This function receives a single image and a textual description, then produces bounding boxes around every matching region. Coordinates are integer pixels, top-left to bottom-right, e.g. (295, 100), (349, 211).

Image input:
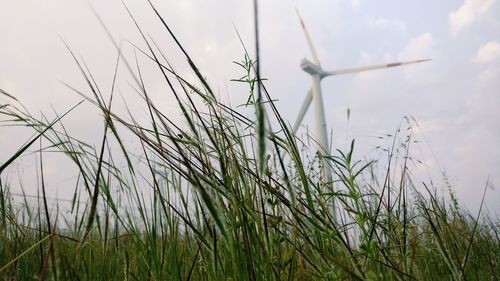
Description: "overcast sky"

(0, 0), (499, 214)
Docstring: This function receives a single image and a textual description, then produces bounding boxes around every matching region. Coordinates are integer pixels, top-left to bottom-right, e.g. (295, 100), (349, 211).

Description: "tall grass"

(0, 2), (498, 280)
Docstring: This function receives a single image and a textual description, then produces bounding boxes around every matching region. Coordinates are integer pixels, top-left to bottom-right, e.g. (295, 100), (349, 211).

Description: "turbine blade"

(296, 8), (321, 66)
(323, 58), (431, 76)
(293, 89), (313, 133)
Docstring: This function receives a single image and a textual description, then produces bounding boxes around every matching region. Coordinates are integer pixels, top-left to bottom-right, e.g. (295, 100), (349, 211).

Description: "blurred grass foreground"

(0, 2), (498, 280)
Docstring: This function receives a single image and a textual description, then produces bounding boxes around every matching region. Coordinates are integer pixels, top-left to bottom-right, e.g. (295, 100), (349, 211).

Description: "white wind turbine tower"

(294, 9), (430, 180)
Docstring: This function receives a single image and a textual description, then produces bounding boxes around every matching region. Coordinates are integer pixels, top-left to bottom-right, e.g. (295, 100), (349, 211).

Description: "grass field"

(0, 2), (498, 280)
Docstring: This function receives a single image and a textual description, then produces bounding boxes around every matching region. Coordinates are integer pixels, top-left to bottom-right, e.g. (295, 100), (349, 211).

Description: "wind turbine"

(294, 9), (430, 179)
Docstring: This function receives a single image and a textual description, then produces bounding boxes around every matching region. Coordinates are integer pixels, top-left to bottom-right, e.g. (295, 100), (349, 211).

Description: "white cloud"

(479, 65), (500, 82)
(473, 41), (500, 63)
(449, 0), (497, 35)
(350, 0), (361, 8)
(352, 33), (433, 83)
(397, 33), (435, 84)
(368, 18), (407, 33)
(398, 32), (433, 59)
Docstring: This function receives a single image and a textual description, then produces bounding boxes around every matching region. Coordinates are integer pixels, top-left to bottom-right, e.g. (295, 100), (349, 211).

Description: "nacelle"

(300, 58), (324, 76)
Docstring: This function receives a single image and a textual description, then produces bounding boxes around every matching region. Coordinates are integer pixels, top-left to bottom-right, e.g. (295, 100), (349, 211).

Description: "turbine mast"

(311, 74), (330, 158)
